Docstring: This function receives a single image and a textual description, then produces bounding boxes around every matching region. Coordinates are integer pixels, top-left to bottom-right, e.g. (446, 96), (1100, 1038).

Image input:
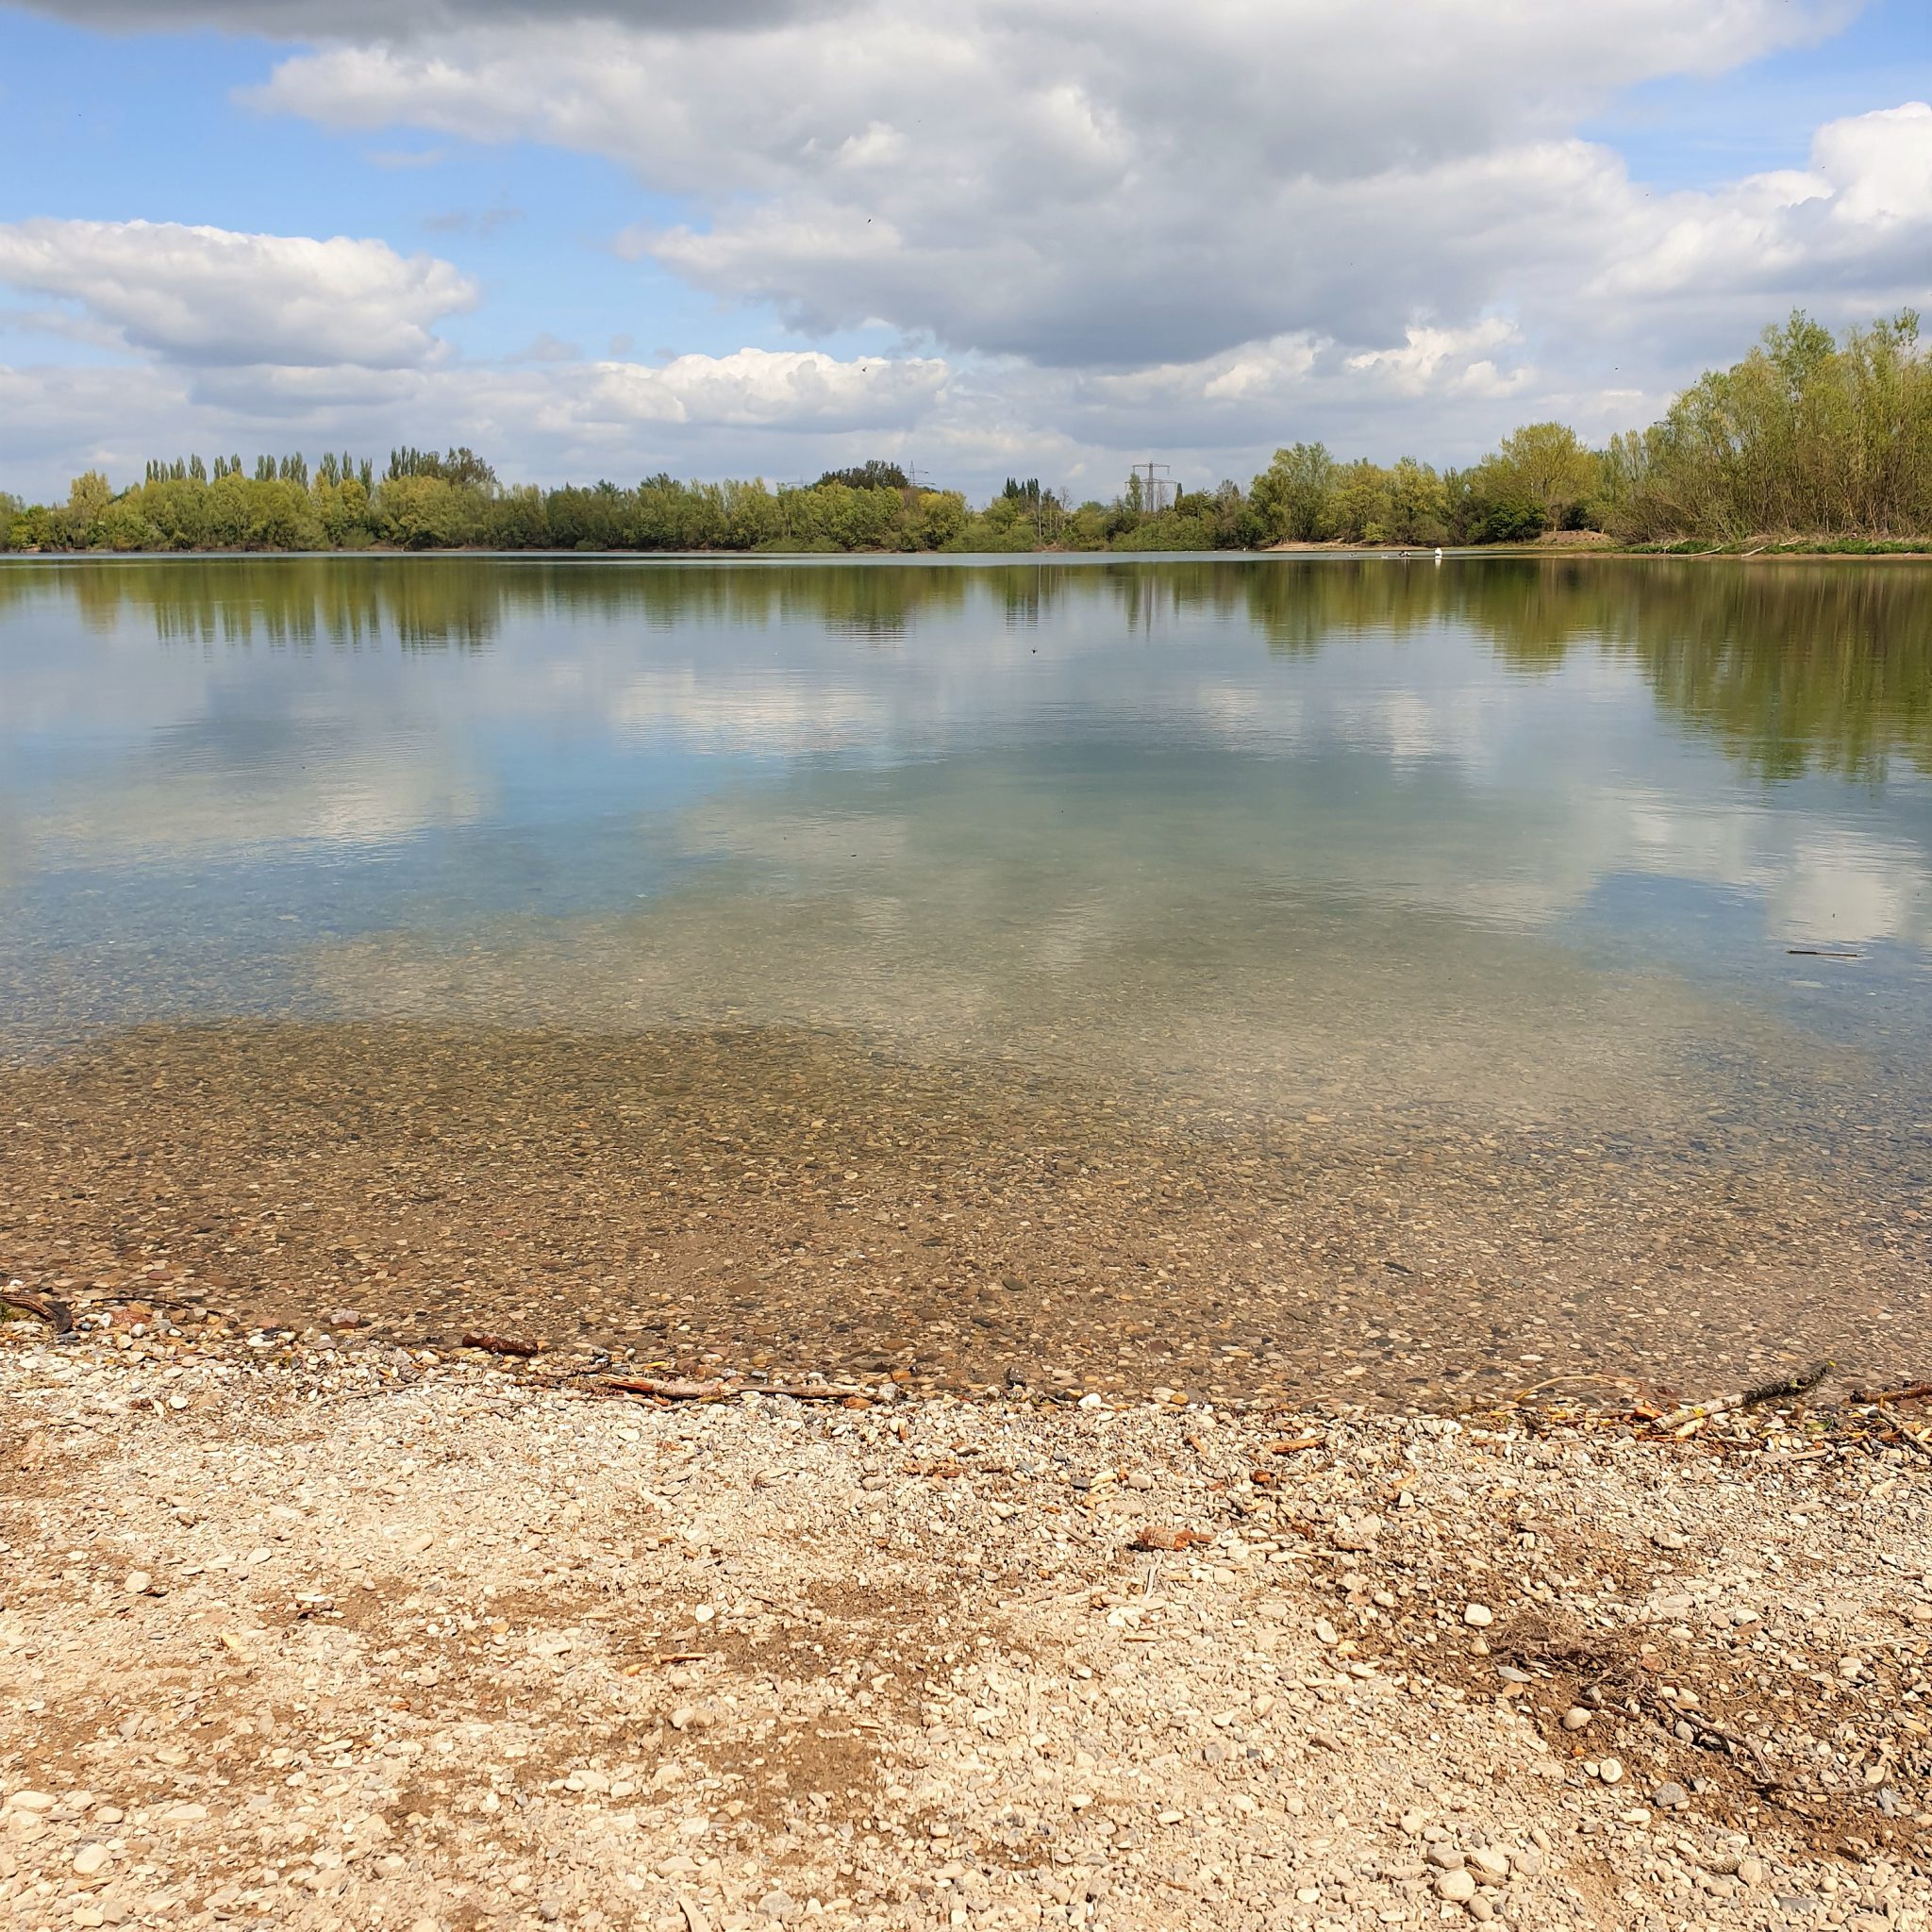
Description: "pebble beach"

(4, 1310), (1931, 1932)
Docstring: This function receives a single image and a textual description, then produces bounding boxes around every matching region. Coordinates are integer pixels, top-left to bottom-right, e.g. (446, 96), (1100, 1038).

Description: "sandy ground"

(5, 1315), (1932, 1932)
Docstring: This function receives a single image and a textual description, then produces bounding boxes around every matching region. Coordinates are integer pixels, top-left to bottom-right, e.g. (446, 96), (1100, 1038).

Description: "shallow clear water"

(6, 555), (1930, 1095)
(3, 554), (1929, 1401)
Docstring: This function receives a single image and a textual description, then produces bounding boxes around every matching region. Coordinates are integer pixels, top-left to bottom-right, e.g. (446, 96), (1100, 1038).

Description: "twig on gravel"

(602, 1375), (740, 1402)
(1853, 1381), (1932, 1407)
(1, 1284), (73, 1337)
(1657, 1360), (1831, 1435)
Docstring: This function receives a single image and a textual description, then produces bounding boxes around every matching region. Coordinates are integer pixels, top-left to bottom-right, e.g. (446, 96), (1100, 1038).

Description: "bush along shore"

(5, 311), (1931, 558)
(6, 1291), (1932, 1932)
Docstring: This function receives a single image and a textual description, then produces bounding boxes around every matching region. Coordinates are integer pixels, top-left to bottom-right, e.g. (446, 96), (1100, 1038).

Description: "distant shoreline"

(5, 538), (1932, 564)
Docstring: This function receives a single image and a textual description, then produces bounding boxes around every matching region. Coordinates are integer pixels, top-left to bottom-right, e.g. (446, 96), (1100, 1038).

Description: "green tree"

(1250, 441), (1337, 542)
(1472, 422), (1599, 530)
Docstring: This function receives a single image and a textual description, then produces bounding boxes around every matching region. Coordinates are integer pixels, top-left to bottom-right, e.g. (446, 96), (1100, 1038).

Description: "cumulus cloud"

(5, 0), (1928, 495)
(1591, 101), (1932, 303)
(239, 0), (1857, 375)
(0, 219), (475, 369)
(1345, 320), (1530, 399)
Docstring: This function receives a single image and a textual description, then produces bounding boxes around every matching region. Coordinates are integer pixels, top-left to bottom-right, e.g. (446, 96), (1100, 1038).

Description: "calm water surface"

(3, 555), (1928, 1401)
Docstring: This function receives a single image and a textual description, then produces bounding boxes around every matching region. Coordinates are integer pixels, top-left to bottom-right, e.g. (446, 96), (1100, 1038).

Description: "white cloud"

(0, 344), (952, 494)
(1345, 320), (1529, 398)
(585, 347), (946, 429)
(241, 1), (1857, 375)
(0, 219), (476, 369)
(1590, 101), (1932, 304)
(4, 1), (1927, 496)
(1813, 101), (1932, 226)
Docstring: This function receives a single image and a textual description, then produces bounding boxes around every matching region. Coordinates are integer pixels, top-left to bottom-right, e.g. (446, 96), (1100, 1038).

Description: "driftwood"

(1657, 1360), (1831, 1435)
(0, 1286), (73, 1336)
(596, 1372), (870, 1404)
(1852, 1381), (1932, 1407)
(602, 1375), (738, 1402)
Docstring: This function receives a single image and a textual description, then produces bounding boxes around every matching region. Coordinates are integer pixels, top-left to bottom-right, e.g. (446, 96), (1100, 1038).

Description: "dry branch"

(1657, 1360), (1831, 1435)
(0, 1286), (73, 1336)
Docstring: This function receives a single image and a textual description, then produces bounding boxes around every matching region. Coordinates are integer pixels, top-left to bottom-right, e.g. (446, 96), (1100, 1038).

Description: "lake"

(3, 553), (1928, 1407)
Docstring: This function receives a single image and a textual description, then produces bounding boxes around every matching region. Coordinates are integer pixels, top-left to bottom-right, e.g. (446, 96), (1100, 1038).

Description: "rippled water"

(3, 554), (1928, 1402)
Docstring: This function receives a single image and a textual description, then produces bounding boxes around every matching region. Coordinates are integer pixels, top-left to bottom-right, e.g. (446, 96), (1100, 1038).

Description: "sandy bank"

(4, 1323), (1931, 1932)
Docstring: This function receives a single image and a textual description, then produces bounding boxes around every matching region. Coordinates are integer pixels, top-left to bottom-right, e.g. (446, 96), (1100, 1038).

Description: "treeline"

(0, 449), (985, 557)
(4, 312), (1928, 555)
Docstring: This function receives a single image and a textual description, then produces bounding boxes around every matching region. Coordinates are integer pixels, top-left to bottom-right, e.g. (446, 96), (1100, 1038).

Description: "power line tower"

(1134, 459), (1172, 516)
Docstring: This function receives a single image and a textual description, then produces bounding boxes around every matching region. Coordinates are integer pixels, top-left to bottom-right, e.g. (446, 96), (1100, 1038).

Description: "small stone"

(1597, 1757), (1624, 1785)
(1462, 1604), (1493, 1627)
(1509, 1846), (1544, 1878)
(1467, 1848), (1509, 1883)
(1737, 1858), (1765, 1887)
(4, 1791), (54, 1813)
(1435, 1869), (1477, 1904)
(1400, 1809), (1426, 1835)
(1652, 1782), (1689, 1809)
(1561, 1707), (1591, 1730)
(759, 1890), (798, 1922)
(124, 1572), (152, 1595)
(1426, 1844), (1464, 1871)
(669, 1707), (693, 1731)
(73, 1843), (111, 1877)
(1467, 1898), (1495, 1924)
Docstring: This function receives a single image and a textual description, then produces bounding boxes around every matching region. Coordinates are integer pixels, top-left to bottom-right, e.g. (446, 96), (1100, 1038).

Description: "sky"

(0, 0), (1928, 502)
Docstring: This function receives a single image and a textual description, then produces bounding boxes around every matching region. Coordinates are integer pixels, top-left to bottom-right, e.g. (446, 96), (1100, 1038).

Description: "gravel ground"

(6, 1316), (1932, 1932)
